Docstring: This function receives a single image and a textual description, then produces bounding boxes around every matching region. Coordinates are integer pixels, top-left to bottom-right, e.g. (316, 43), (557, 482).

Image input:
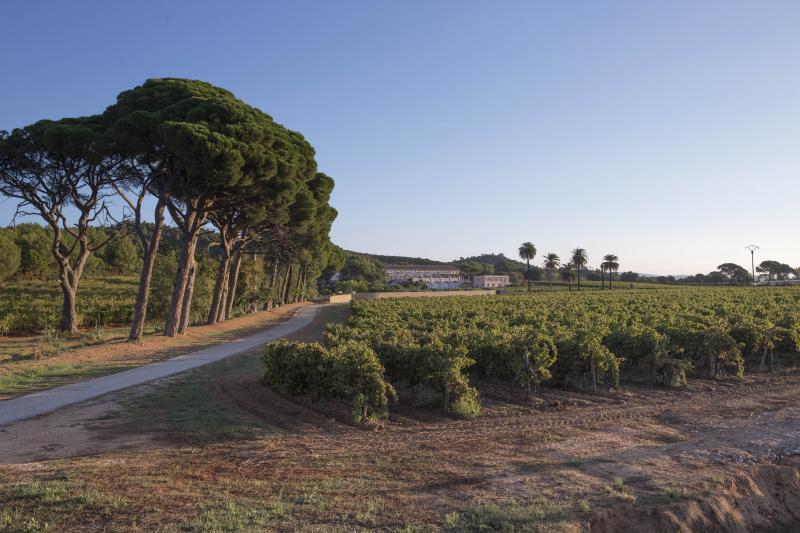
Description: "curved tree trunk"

(53, 228), (90, 335)
(208, 242), (232, 325)
(282, 264), (293, 305)
(299, 266), (309, 301)
(293, 265), (304, 302)
(177, 259), (196, 335)
(59, 281), (79, 334)
(164, 228), (199, 337)
(164, 198), (207, 337)
(129, 199), (166, 341)
(224, 252), (243, 320)
(267, 259), (279, 310)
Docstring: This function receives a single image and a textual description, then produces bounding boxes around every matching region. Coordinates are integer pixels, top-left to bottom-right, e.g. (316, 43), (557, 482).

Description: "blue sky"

(1, 1), (798, 274)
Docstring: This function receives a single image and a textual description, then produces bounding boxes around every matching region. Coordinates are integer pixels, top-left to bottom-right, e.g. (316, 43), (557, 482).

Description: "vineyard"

(0, 277), (138, 335)
(264, 287), (800, 421)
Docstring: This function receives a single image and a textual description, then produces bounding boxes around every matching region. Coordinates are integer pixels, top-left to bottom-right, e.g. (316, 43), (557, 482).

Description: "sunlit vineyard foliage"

(264, 288), (800, 422)
(0, 277), (138, 335)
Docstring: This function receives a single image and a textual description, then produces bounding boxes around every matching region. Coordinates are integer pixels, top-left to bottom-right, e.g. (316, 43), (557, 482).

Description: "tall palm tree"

(561, 263), (576, 292)
(601, 254), (620, 290)
(518, 242), (537, 292)
(570, 248), (588, 291)
(543, 253), (560, 289)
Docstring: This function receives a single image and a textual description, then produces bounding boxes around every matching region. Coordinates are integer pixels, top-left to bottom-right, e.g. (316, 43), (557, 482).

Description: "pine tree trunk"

(177, 259), (196, 335)
(129, 199), (166, 341)
(267, 259), (279, 310)
(293, 265), (304, 302)
(59, 279), (79, 334)
(225, 252), (243, 319)
(208, 242), (232, 325)
(282, 264), (293, 305)
(164, 228), (199, 337)
(300, 267), (309, 301)
(52, 229), (89, 334)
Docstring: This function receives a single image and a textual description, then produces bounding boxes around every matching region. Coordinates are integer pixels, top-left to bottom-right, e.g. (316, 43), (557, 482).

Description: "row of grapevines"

(264, 287), (800, 421)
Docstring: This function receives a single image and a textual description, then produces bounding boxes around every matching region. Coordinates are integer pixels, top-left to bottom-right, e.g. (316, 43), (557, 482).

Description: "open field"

(1, 301), (799, 531)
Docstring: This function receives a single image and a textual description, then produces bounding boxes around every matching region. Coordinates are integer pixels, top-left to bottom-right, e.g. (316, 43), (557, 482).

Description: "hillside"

(350, 252), (445, 266)
(454, 253), (527, 272)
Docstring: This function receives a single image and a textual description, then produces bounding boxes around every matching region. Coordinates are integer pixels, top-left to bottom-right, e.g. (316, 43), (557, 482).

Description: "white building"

(473, 274), (510, 288)
(384, 265), (462, 289)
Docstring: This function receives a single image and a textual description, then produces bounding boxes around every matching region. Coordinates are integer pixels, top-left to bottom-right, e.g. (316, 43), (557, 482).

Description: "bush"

(0, 230), (21, 281)
(104, 235), (142, 274)
(13, 223), (54, 276)
(263, 339), (395, 422)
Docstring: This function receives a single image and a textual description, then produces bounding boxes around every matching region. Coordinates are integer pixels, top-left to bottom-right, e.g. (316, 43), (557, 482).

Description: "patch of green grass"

(663, 486), (688, 500)
(189, 499), (288, 532)
(0, 361), (137, 397)
(101, 349), (275, 445)
(605, 476), (637, 504)
(0, 480), (128, 532)
(446, 497), (569, 532)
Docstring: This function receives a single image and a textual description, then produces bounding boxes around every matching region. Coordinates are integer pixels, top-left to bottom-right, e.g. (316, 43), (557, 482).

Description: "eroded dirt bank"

(591, 461), (800, 532)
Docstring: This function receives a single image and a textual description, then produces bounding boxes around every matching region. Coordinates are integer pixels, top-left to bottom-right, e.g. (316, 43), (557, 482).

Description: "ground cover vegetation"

(0, 78), (339, 338)
(264, 288), (800, 422)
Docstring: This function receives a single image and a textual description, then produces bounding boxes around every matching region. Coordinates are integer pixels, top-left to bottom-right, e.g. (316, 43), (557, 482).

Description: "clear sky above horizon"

(1, 1), (798, 275)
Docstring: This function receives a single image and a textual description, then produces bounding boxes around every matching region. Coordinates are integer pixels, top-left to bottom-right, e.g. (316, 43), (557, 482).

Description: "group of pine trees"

(0, 78), (341, 339)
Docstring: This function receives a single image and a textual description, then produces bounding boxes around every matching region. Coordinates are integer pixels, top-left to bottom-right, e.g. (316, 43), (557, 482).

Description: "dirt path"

(0, 305), (318, 427)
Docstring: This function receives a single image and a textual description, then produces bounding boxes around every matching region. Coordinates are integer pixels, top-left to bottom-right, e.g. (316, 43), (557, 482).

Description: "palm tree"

(570, 248), (588, 291)
(518, 242), (537, 292)
(543, 253), (560, 289)
(561, 263), (576, 291)
(601, 254), (620, 290)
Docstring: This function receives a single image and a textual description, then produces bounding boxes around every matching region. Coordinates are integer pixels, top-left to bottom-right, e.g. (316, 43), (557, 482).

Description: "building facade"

(384, 265), (462, 289)
(473, 274), (510, 288)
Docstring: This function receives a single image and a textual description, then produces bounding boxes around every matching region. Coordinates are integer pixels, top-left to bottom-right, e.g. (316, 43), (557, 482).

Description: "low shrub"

(263, 339), (395, 423)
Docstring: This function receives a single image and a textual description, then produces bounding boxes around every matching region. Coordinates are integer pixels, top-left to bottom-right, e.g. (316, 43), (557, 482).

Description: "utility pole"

(746, 244), (759, 286)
